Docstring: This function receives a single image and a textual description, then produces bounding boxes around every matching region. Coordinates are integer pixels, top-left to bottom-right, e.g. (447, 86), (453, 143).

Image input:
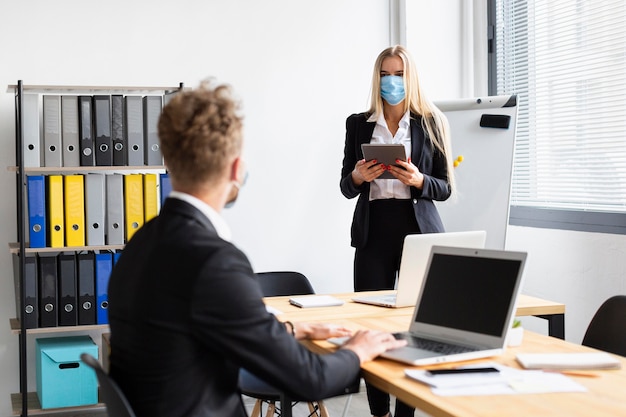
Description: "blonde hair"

(369, 45), (455, 192)
(158, 79), (243, 191)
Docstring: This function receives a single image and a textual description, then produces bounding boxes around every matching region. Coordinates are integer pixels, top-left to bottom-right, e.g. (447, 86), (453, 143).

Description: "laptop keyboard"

(393, 333), (476, 354)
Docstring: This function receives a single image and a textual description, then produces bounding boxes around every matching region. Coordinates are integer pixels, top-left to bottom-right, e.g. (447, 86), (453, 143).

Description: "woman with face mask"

(339, 45), (455, 417)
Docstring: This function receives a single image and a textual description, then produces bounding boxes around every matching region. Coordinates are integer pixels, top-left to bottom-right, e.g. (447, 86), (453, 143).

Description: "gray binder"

(85, 173), (106, 246)
(111, 95), (126, 166)
(23, 93), (41, 168)
(125, 96), (144, 166)
(43, 95), (62, 167)
(106, 173), (124, 245)
(61, 96), (80, 167)
(94, 95), (113, 166)
(143, 95), (163, 166)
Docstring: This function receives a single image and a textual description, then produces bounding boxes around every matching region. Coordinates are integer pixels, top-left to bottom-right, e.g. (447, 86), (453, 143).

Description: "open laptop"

(380, 245), (526, 366)
(351, 231), (487, 308)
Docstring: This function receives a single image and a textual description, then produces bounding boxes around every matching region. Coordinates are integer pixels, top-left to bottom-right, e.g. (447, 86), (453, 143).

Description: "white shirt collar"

(168, 190), (232, 241)
(367, 110), (411, 128)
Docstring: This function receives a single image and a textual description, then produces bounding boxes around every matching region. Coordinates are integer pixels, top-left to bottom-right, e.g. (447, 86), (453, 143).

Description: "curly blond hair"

(158, 79), (243, 191)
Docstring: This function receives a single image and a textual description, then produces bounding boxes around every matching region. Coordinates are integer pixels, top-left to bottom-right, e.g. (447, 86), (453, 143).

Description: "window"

(490, 0), (626, 234)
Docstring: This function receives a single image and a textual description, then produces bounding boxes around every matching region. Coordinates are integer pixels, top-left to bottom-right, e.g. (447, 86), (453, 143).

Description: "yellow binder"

(47, 175), (64, 247)
(124, 174), (144, 241)
(143, 173), (158, 222)
(64, 175), (85, 247)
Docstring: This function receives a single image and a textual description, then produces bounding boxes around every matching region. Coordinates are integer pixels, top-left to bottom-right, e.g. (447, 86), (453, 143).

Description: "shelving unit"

(8, 81), (183, 416)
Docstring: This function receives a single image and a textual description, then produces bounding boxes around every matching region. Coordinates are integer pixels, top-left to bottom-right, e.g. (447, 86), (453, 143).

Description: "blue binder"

(95, 252), (113, 324)
(113, 250), (122, 265)
(27, 175), (47, 248)
(160, 173), (172, 206)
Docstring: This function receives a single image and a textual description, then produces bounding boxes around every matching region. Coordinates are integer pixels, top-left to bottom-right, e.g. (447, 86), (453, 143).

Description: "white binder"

(22, 93), (41, 168)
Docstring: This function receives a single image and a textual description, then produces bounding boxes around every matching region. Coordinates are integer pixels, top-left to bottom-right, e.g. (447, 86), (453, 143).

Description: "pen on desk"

(425, 367), (499, 376)
(545, 370), (600, 378)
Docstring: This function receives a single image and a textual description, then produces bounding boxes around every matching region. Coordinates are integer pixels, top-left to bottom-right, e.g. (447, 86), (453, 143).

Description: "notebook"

(288, 295), (345, 308)
(351, 231), (487, 308)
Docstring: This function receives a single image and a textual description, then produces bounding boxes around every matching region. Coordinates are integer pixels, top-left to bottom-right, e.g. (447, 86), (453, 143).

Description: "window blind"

(495, 0), (626, 214)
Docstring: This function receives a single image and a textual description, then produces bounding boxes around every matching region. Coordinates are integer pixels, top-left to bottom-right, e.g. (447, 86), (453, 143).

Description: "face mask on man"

(225, 172), (249, 209)
(380, 75), (405, 106)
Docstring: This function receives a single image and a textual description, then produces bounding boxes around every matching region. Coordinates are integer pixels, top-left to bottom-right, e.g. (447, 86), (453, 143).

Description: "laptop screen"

(414, 251), (522, 337)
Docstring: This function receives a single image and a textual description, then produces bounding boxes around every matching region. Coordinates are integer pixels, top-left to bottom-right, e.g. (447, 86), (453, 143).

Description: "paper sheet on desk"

(266, 305), (283, 315)
(405, 363), (587, 396)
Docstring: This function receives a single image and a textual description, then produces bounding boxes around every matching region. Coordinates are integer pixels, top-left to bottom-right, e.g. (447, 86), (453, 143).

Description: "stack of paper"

(516, 352), (622, 370)
(405, 363), (588, 396)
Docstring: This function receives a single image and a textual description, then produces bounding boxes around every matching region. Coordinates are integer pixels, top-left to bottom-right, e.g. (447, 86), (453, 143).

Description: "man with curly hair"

(107, 80), (405, 417)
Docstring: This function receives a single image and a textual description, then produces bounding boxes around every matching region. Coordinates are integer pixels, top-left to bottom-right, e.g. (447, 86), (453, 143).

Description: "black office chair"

(255, 271), (315, 297)
(80, 352), (136, 417)
(582, 295), (626, 357)
(240, 271), (330, 417)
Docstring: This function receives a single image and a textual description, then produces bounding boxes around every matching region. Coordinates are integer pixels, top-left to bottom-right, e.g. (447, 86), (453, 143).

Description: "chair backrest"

(80, 353), (136, 417)
(255, 271), (315, 297)
(582, 295), (626, 357)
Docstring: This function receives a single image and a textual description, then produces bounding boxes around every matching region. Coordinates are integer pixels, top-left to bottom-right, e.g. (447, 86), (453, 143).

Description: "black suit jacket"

(108, 198), (360, 417)
(340, 112), (451, 248)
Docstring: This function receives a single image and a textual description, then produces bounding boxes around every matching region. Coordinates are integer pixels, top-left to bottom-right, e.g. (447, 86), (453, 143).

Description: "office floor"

(46, 384), (431, 417)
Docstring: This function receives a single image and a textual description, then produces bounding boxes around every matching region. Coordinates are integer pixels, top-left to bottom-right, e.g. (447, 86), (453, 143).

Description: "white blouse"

(366, 110), (412, 200)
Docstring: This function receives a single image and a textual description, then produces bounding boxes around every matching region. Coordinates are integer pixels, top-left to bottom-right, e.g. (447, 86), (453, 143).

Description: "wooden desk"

(265, 298), (625, 417)
(265, 291), (566, 338)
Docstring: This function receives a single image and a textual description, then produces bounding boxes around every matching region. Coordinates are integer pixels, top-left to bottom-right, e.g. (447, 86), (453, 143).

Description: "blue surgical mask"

(380, 75), (405, 106)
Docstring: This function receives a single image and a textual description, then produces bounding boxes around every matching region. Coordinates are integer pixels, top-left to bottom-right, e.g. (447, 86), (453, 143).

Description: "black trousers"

(354, 199), (419, 417)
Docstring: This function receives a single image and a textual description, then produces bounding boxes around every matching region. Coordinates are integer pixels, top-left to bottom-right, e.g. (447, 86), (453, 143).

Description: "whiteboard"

(434, 95), (518, 249)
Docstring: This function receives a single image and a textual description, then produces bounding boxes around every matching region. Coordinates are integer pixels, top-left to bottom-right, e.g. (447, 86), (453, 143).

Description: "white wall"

(0, 1), (390, 414)
(506, 227), (626, 343)
(1, 1), (625, 415)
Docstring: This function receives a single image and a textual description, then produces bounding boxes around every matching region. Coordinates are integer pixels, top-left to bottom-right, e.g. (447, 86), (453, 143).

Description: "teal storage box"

(36, 336), (98, 409)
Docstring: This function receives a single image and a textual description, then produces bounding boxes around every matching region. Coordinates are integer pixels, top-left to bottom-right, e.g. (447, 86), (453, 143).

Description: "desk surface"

(264, 291), (565, 322)
(264, 293), (626, 417)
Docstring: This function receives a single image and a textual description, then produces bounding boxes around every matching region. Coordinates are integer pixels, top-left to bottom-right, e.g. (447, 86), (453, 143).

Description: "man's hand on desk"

(293, 322), (353, 340)
(340, 330), (408, 364)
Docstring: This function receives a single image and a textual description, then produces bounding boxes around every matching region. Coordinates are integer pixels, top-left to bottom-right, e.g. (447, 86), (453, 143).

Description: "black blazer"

(340, 112), (451, 248)
(108, 198), (360, 417)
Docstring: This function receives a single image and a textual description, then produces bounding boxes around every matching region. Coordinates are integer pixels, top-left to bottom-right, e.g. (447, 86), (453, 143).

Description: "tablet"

(361, 143), (407, 179)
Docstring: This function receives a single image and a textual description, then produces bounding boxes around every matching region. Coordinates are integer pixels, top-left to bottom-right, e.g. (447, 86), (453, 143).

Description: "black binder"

(37, 253), (58, 328)
(77, 252), (96, 325)
(93, 95), (113, 166)
(78, 95), (94, 166)
(111, 94), (126, 166)
(58, 252), (78, 326)
(12, 254), (39, 329)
